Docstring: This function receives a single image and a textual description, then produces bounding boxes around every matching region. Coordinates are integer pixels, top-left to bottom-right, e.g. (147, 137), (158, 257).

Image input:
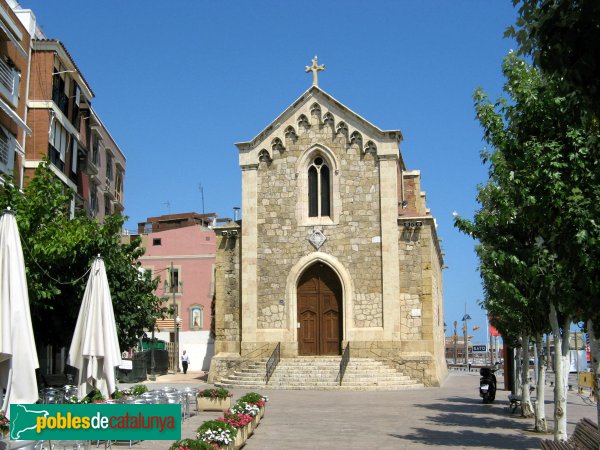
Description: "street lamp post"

(175, 315), (181, 373)
(453, 321), (458, 365)
(168, 261), (183, 373)
(462, 313), (471, 368)
(149, 325), (156, 381)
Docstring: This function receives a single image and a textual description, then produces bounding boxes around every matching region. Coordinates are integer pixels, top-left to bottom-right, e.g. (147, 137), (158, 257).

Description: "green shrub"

(169, 438), (214, 450)
(237, 392), (266, 404)
(196, 387), (232, 399)
(130, 384), (148, 396)
(196, 419), (237, 446)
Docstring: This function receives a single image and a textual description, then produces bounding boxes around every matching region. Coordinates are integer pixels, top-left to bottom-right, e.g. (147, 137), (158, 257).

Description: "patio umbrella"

(0, 209), (39, 418)
(68, 256), (121, 400)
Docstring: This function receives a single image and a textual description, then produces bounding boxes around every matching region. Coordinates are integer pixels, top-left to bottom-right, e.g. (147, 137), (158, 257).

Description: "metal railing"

(265, 342), (281, 384)
(338, 343), (350, 386)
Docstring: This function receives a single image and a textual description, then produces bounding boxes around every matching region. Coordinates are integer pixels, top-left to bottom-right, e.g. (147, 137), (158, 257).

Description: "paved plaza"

(118, 369), (596, 450)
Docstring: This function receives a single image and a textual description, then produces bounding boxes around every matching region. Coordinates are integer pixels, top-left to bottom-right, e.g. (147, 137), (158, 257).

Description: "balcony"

(52, 85), (68, 117)
(85, 152), (99, 175)
(48, 144), (64, 172)
(104, 179), (114, 200)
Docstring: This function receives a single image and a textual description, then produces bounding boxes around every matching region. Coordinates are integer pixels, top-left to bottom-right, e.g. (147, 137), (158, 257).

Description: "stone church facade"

(209, 72), (447, 386)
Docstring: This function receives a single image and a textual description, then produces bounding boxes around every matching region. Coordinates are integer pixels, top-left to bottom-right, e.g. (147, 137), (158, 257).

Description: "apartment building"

(138, 212), (220, 371)
(0, 0), (31, 187)
(8, 0), (125, 221)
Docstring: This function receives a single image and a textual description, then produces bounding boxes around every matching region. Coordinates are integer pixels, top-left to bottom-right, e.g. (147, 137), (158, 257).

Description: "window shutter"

(0, 128), (9, 165)
(71, 139), (78, 173)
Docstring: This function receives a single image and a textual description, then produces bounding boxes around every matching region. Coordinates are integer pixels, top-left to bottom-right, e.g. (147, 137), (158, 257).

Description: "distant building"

(0, 0), (32, 187)
(138, 212), (221, 371)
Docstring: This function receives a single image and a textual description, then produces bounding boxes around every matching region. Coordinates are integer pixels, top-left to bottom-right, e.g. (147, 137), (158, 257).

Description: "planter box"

(232, 428), (244, 450)
(196, 396), (232, 411)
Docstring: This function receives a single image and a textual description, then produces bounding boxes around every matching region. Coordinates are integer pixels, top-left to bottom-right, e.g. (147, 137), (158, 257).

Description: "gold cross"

(305, 56), (325, 87)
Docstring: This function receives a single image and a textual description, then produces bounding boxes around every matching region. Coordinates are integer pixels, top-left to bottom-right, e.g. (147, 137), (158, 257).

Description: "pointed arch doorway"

(297, 263), (342, 355)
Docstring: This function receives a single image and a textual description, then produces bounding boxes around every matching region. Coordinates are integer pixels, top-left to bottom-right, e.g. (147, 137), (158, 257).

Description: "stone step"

(218, 356), (423, 391)
(217, 383), (425, 391)
(342, 379), (420, 386)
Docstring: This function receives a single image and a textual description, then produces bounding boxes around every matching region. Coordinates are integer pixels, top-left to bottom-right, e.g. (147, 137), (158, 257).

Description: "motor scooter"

(479, 367), (497, 403)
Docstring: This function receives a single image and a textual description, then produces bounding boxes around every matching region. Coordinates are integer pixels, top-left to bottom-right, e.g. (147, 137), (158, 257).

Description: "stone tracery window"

(308, 156), (330, 218)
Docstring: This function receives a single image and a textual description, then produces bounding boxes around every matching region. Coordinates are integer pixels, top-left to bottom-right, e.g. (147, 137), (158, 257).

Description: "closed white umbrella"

(68, 256), (121, 400)
(0, 209), (39, 418)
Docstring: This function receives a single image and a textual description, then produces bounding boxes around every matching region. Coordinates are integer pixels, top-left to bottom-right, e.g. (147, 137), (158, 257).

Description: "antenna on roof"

(198, 183), (205, 214)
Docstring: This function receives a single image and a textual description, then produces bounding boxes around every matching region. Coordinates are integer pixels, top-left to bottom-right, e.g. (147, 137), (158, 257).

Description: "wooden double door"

(297, 264), (342, 356)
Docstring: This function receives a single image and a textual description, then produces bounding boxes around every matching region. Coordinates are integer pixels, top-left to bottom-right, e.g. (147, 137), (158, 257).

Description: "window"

(49, 120), (69, 171)
(92, 134), (100, 166)
(104, 195), (111, 216)
(115, 170), (124, 203)
(69, 139), (78, 182)
(90, 188), (98, 216)
(165, 267), (180, 294)
(52, 71), (68, 115)
(71, 83), (81, 129)
(106, 152), (113, 181)
(0, 124), (18, 175)
(152, 238), (161, 246)
(0, 127), (11, 166)
(308, 157), (330, 217)
(297, 145), (339, 226)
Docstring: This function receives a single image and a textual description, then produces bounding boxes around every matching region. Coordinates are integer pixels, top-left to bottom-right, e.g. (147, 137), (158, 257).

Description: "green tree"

(455, 154), (550, 425)
(507, 0), (600, 116)
(458, 53), (599, 440)
(0, 162), (167, 350)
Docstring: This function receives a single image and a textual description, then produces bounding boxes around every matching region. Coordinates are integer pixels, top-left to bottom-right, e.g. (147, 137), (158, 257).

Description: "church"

(208, 58), (447, 387)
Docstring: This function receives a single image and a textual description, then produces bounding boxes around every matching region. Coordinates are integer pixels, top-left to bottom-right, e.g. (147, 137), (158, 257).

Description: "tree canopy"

(457, 52), (599, 333)
(0, 162), (168, 349)
(507, 0), (600, 116)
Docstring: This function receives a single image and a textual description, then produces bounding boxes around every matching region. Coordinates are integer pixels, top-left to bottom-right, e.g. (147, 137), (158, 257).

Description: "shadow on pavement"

(424, 412), (524, 430)
(416, 396), (508, 414)
(392, 428), (541, 449)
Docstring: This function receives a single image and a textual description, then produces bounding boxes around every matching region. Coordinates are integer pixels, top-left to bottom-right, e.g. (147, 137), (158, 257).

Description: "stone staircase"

(215, 356), (424, 390)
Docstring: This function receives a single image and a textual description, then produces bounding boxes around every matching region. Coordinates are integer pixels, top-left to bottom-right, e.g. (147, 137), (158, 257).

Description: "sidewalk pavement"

(118, 370), (597, 450)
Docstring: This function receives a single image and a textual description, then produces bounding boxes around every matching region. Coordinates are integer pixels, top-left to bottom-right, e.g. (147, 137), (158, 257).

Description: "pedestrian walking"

(181, 350), (190, 374)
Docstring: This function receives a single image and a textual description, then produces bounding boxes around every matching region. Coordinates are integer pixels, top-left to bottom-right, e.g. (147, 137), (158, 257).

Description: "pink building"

(138, 212), (218, 371)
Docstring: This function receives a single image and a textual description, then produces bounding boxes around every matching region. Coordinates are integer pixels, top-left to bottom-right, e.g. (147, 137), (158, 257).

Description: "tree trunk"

(534, 333), (547, 432)
(521, 332), (534, 417)
(549, 304), (569, 442)
(515, 345), (523, 397)
(587, 320), (600, 446)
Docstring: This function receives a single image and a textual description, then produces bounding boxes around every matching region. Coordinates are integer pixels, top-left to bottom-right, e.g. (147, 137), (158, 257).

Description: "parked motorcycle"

(479, 367), (497, 403)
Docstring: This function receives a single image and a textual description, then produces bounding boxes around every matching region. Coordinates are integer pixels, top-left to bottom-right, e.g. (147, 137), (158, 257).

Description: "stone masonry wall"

(399, 225), (424, 339)
(213, 225), (241, 353)
(256, 119), (383, 329)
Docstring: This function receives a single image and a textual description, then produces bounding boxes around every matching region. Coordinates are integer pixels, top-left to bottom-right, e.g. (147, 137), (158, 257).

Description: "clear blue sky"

(20, 0), (518, 345)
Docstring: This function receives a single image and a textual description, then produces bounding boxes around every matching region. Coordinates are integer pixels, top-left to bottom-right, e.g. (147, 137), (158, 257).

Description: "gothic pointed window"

(308, 156), (330, 217)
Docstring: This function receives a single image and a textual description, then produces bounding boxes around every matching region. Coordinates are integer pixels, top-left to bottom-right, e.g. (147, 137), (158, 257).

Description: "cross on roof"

(305, 56), (325, 87)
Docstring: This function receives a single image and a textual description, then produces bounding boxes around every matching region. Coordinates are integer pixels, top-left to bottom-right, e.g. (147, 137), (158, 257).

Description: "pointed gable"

(236, 86), (404, 167)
